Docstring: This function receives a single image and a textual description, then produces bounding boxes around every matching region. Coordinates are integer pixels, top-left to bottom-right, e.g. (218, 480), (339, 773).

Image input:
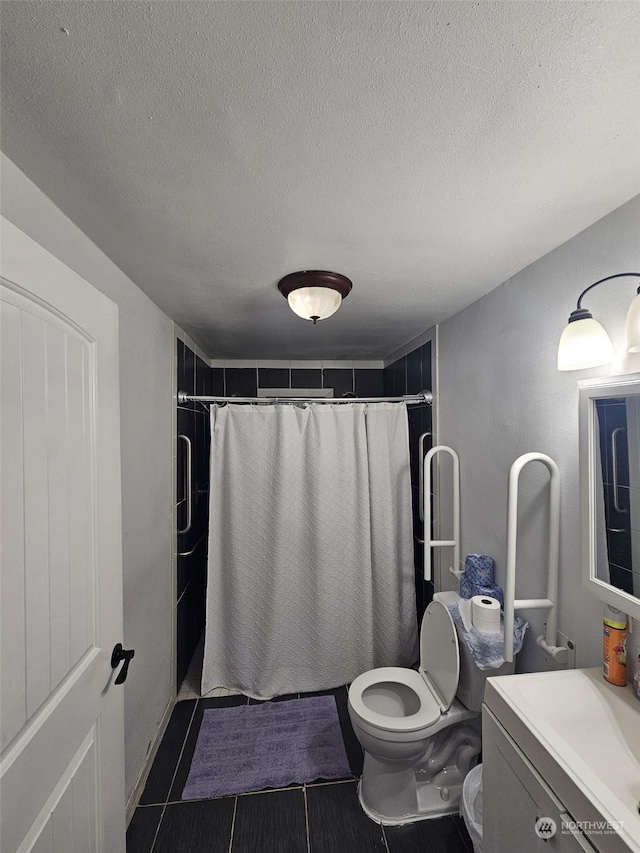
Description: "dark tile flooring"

(127, 686), (474, 853)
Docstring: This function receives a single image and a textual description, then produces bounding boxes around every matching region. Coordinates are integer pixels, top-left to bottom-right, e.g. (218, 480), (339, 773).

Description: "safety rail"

(503, 452), (568, 664)
(423, 445), (461, 582)
(177, 434), (192, 535)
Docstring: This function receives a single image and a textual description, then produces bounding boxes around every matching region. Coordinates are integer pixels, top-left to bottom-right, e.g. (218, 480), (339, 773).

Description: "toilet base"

(357, 780), (460, 826)
(357, 722), (481, 825)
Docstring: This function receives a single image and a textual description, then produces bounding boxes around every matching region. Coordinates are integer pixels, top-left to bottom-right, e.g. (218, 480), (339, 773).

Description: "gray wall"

(436, 194), (640, 672)
(1, 152), (174, 800)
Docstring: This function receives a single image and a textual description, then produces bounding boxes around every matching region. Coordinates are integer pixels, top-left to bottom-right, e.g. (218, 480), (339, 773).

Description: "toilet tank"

(457, 634), (515, 712)
(433, 590), (515, 712)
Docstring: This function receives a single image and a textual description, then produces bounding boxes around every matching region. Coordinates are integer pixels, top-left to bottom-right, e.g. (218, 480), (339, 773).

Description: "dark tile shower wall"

(222, 366), (385, 398)
(384, 341), (433, 626)
(176, 341), (211, 689)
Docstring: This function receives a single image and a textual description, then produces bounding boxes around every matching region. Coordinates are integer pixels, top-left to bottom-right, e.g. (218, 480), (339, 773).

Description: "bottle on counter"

(603, 605), (627, 686)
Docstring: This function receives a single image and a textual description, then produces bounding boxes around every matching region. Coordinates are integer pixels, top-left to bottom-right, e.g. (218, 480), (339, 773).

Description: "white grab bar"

(177, 434), (193, 535)
(503, 452), (567, 664)
(423, 445), (461, 582)
(418, 432), (432, 523)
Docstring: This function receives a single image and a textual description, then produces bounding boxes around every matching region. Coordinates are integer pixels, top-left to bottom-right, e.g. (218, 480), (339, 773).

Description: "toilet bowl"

(348, 592), (514, 825)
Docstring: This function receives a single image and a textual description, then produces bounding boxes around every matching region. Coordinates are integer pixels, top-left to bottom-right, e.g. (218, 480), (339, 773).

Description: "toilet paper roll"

(475, 583), (504, 608)
(471, 595), (501, 634)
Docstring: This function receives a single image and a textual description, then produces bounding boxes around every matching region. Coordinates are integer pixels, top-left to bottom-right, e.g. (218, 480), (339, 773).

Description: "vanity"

(481, 375), (640, 853)
(483, 668), (640, 852)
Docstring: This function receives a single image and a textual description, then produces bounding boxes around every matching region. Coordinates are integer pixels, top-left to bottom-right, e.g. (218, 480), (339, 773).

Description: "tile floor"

(127, 678), (475, 853)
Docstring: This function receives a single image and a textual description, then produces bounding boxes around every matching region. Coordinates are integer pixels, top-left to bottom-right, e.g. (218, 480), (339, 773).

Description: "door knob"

(111, 643), (135, 684)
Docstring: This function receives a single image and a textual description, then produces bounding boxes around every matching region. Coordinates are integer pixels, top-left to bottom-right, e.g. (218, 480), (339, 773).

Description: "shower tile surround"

(176, 340), (212, 689)
(384, 341), (434, 623)
(175, 345), (432, 694)
(219, 363), (385, 398)
(127, 687), (473, 853)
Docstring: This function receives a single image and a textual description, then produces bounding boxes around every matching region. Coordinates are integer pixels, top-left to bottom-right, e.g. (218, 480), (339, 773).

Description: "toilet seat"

(349, 600), (461, 734)
(349, 667), (441, 732)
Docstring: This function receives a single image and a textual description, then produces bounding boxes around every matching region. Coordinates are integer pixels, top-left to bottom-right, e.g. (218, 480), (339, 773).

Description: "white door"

(0, 217), (126, 853)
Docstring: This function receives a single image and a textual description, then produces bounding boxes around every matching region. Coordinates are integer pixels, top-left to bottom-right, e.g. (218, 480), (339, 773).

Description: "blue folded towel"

(460, 554), (499, 600)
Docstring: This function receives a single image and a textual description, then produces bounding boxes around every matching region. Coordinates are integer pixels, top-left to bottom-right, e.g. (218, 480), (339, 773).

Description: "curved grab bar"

(178, 532), (206, 558)
(177, 434), (193, 535)
(418, 432), (432, 522)
(611, 427), (627, 514)
(504, 452), (566, 664)
(423, 445), (460, 582)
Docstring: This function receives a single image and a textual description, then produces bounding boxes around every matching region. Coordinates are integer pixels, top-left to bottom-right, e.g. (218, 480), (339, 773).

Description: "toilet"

(348, 591), (515, 825)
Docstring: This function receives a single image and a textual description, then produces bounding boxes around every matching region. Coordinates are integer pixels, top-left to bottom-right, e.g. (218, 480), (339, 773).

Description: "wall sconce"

(278, 270), (352, 324)
(557, 272), (640, 371)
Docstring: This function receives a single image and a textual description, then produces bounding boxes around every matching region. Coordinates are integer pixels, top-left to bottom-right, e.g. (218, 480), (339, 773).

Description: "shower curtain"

(201, 401), (418, 699)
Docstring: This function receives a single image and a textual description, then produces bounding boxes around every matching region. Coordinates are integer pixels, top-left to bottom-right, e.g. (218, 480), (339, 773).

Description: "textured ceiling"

(1, 1), (639, 359)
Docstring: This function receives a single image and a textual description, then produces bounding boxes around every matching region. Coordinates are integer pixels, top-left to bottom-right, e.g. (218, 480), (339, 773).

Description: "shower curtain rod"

(177, 390), (433, 406)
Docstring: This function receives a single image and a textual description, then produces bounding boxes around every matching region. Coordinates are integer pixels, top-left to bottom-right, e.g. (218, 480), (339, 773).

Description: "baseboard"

(125, 696), (175, 826)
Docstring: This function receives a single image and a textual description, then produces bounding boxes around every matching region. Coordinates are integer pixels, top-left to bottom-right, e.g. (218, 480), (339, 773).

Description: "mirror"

(580, 373), (640, 621)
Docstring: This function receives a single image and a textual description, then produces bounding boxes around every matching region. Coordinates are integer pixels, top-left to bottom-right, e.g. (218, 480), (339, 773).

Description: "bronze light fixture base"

(278, 271), (353, 324)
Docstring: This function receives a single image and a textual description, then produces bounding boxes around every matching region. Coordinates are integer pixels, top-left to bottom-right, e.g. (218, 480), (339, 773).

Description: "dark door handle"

(111, 643), (135, 684)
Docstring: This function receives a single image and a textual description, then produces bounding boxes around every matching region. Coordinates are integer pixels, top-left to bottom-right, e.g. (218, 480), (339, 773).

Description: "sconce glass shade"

(557, 312), (615, 371)
(624, 291), (640, 353)
(287, 286), (342, 322)
(278, 271), (352, 324)
(611, 346), (640, 376)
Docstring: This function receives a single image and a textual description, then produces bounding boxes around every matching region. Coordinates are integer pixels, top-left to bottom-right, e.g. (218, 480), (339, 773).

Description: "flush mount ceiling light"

(557, 273), (640, 372)
(278, 270), (352, 324)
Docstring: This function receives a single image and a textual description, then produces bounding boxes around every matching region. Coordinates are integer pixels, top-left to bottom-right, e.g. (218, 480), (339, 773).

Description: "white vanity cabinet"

(483, 707), (597, 852)
(482, 669), (639, 853)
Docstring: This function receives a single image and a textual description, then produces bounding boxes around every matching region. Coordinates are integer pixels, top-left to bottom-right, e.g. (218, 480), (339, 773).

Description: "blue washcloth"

(447, 601), (528, 670)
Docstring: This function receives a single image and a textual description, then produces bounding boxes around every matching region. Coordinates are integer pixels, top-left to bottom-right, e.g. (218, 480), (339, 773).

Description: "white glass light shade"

(287, 287), (342, 322)
(624, 292), (640, 353)
(557, 317), (615, 371)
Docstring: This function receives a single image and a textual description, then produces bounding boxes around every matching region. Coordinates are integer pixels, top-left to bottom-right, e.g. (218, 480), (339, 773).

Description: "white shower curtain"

(201, 401), (418, 699)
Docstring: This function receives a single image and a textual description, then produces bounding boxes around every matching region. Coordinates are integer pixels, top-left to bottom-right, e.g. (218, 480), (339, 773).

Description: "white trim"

(212, 359), (386, 370)
(290, 360), (322, 369)
(257, 387), (333, 398)
(125, 698), (174, 825)
(579, 372), (640, 622)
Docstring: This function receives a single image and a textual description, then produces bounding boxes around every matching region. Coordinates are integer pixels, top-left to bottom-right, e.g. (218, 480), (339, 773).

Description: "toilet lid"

(419, 600), (460, 712)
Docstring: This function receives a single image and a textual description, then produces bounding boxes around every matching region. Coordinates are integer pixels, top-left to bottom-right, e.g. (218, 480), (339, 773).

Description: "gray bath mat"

(181, 695), (351, 799)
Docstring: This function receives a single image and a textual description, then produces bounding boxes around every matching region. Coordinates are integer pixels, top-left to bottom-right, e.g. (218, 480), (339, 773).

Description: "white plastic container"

(461, 763), (483, 853)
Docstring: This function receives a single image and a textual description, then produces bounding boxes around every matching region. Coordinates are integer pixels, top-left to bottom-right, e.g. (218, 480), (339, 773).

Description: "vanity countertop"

(485, 667), (640, 853)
